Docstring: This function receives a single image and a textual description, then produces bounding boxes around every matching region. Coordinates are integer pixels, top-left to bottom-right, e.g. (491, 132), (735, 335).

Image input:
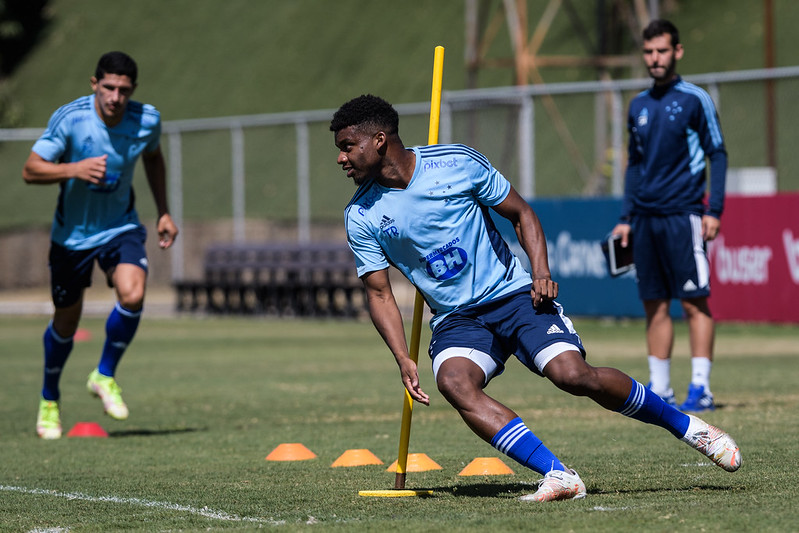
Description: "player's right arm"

(362, 268), (430, 406)
(22, 152), (108, 186)
(612, 105), (640, 247)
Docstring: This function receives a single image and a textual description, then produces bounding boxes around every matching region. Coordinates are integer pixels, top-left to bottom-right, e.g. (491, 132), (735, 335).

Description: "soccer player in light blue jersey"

(611, 20), (728, 413)
(331, 95), (739, 501)
(24, 51), (178, 439)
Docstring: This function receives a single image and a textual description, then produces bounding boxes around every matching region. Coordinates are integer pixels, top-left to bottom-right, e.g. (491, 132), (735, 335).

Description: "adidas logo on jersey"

(682, 279), (698, 292)
(546, 324), (564, 335)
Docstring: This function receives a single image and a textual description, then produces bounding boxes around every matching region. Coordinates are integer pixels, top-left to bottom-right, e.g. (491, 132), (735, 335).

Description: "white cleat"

(681, 415), (741, 472)
(520, 468), (587, 502)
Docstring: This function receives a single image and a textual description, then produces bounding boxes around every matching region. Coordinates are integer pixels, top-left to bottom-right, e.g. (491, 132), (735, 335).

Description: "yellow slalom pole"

(394, 45), (445, 491)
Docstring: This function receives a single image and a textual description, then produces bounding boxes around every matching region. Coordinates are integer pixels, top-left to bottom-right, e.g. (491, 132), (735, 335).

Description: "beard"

(648, 56), (677, 83)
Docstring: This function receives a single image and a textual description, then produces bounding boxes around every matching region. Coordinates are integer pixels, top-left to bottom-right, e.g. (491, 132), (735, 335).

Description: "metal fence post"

(168, 131), (184, 280)
(296, 121), (311, 243)
(231, 124), (245, 242)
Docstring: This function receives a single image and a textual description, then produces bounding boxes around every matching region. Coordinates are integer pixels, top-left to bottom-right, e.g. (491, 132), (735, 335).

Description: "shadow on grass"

(108, 427), (205, 437)
(427, 483), (535, 498)
(425, 481), (742, 498)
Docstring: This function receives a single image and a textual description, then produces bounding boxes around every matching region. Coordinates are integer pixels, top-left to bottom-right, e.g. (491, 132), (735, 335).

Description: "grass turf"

(0, 315), (796, 531)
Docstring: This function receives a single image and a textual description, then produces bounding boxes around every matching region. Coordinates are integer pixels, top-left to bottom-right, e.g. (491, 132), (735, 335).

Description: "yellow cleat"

(87, 368), (129, 420)
(37, 398), (62, 440)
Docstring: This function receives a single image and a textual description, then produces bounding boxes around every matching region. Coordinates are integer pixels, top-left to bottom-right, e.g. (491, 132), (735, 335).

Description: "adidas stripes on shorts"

(632, 212), (711, 301)
(428, 286), (585, 382)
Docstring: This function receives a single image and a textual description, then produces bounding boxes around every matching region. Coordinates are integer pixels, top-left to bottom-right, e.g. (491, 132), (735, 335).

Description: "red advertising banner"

(708, 193), (799, 323)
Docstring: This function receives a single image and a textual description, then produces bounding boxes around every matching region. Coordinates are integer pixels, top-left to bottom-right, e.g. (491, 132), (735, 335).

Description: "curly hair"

(330, 94), (399, 135)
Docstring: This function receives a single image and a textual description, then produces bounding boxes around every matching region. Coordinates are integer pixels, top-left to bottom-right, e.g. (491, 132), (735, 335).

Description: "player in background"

(611, 20), (727, 412)
(331, 94), (740, 502)
(23, 51), (178, 439)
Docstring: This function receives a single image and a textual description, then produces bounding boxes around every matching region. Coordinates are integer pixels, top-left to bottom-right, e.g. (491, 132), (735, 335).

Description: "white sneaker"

(681, 415), (741, 472)
(520, 468), (587, 502)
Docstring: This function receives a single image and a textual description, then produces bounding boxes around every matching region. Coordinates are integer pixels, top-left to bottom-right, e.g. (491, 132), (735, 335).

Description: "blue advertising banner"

(491, 197), (681, 318)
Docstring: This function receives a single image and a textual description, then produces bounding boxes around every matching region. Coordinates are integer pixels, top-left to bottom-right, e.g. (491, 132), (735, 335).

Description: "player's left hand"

(157, 214), (179, 249)
(531, 277), (558, 307)
(702, 215), (721, 241)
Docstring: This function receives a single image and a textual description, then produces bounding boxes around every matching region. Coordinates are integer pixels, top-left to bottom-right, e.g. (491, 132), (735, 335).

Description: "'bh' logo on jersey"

(426, 247), (468, 280)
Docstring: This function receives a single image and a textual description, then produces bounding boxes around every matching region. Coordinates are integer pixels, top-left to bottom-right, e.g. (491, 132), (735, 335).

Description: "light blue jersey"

(345, 144), (532, 330)
(32, 94), (161, 250)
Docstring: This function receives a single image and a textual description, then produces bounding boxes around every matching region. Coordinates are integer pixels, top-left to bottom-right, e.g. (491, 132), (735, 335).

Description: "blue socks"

(42, 323), (74, 401)
(617, 378), (690, 438)
(489, 379), (690, 475)
(97, 303), (141, 377)
(491, 417), (566, 475)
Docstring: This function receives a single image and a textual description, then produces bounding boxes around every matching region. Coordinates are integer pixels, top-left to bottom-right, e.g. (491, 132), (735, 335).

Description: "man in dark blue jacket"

(611, 20), (727, 412)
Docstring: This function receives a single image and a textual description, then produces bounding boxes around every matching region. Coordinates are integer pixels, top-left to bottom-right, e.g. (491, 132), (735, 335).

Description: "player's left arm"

(141, 146), (178, 249)
(492, 186), (558, 307)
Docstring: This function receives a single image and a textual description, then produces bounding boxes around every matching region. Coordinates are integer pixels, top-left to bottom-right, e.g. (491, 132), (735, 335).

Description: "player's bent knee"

(544, 354), (596, 394)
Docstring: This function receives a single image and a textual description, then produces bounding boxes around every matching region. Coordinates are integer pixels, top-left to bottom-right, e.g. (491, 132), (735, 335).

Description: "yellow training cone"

(385, 453), (442, 472)
(332, 449), (384, 467)
(265, 443), (317, 461)
(458, 457), (514, 476)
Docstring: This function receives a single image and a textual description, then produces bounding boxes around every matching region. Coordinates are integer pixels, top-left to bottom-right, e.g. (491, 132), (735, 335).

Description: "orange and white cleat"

(682, 415), (741, 472)
(520, 468), (587, 502)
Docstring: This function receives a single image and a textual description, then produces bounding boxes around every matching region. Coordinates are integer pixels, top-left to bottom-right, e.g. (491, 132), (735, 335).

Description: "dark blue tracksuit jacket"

(621, 75), (727, 221)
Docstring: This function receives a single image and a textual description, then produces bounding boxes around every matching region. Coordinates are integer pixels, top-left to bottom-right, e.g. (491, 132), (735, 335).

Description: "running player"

(23, 51), (178, 439)
(331, 94), (739, 502)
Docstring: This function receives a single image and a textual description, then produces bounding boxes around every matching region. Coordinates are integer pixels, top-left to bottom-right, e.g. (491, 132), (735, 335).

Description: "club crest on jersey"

(637, 108), (649, 127)
(665, 100), (683, 121)
(425, 246), (468, 280)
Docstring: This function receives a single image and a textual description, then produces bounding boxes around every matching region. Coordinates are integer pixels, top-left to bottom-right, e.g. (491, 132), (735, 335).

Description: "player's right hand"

(398, 358), (430, 405)
(74, 154), (108, 185)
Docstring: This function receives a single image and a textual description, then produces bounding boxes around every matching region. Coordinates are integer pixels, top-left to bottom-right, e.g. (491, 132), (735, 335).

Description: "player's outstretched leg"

(543, 354), (741, 473)
(616, 379), (740, 472)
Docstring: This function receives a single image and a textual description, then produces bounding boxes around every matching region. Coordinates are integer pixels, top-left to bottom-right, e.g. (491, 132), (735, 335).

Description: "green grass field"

(1, 315), (797, 531)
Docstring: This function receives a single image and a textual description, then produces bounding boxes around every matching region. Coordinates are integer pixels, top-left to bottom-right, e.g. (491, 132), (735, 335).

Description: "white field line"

(1, 485), (284, 525)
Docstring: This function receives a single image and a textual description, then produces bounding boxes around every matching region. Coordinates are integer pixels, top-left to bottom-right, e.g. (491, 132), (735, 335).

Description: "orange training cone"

(265, 443), (317, 461)
(67, 422), (108, 438)
(385, 453), (442, 472)
(331, 449), (384, 467)
(458, 457), (514, 476)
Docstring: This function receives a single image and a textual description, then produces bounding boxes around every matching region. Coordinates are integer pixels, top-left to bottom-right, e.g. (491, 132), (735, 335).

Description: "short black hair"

(95, 51), (138, 83)
(330, 94), (399, 135)
(643, 19), (680, 47)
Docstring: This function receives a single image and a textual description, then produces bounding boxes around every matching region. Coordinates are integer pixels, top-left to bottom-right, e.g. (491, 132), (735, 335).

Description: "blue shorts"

(428, 287), (585, 381)
(49, 226), (148, 308)
(632, 213), (710, 301)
